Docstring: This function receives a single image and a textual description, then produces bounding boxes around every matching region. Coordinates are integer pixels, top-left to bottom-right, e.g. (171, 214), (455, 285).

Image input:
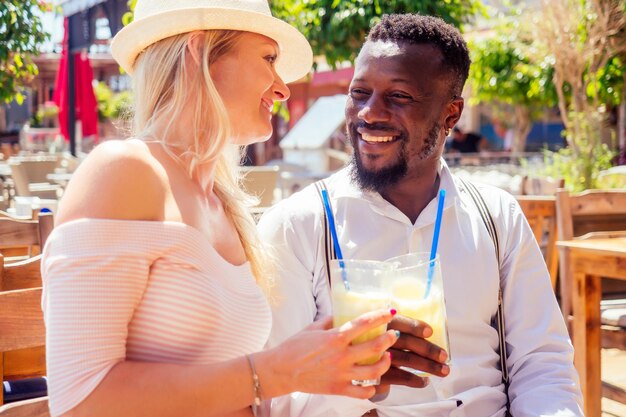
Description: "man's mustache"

(353, 122), (399, 133)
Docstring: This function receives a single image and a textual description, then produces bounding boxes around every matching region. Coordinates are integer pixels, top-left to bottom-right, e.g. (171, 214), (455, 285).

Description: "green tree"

(536, 0), (626, 141)
(270, 0), (486, 68)
(0, 0), (51, 104)
(534, 0), (626, 190)
(125, 1), (486, 68)
(468, 13), (558, 153)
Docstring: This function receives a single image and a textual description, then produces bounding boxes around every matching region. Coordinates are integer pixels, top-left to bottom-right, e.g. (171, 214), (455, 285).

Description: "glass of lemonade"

(330, 259), (393, 386)
(386, 252), (451, 376)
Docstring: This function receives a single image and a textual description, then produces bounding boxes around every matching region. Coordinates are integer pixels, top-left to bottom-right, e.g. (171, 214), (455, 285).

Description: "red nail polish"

(390, 308), (397, 316)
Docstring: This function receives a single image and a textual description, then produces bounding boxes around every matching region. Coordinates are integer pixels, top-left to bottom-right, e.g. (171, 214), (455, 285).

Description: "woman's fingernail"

(423, 377), (430, 385)
(441, 365), (450, 375)
(394, 330), (401, 339)
(390, 308), (397, 316)
(439, 350), (448, 362)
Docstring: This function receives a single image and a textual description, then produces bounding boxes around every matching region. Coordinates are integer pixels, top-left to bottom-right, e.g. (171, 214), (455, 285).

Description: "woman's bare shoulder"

(55, 139), (169, 225)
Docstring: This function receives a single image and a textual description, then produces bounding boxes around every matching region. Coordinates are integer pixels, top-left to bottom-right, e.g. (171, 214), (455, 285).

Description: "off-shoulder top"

(41, 219), (272, 417)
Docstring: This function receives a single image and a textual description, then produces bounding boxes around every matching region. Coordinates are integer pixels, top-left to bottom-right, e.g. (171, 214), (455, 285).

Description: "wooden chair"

(0, 213), (53, 405)
(556, 189), (626, 404)
(0, 397), (49, 417)
(8, 158), (60, 199)
(0, 255), (42, 292)
(0, 256), (46, 405)
(240, 165), (280, 207)
(516, 196), (559, 288)
(0, 288), (46, 405)
(0, 212), (53, 261)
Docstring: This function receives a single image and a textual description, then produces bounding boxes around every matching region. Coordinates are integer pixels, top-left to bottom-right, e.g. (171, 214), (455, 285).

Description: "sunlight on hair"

(131, 30), (275, 294)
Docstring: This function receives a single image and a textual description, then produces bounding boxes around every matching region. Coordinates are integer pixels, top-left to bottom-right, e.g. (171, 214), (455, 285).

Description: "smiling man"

(258, 14), (583, 417)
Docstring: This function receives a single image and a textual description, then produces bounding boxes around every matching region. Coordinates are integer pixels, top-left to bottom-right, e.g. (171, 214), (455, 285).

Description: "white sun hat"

(110, 0), (313, 83)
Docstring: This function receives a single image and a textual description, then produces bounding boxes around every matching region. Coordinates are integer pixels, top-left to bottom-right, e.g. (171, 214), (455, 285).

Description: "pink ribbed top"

(41, 219), (272, 417)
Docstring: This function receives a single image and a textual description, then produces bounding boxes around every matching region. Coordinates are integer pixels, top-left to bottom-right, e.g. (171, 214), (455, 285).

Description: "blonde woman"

(41, 1), (398, 417)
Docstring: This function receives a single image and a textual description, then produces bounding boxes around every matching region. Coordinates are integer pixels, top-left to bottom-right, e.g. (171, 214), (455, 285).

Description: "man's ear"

(186, 32), (203, 67)
(444, 96), (464, 131)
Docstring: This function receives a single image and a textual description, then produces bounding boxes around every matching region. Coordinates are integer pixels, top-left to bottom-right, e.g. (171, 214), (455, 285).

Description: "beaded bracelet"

(245, 354), (262, 417)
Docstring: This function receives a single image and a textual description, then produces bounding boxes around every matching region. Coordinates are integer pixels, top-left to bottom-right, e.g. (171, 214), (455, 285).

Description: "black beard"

(349, 145), (408, 193)
(349, 122), (441, 193)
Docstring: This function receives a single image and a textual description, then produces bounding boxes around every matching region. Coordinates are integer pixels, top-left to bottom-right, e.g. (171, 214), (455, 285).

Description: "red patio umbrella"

(53, 18), (99, 145)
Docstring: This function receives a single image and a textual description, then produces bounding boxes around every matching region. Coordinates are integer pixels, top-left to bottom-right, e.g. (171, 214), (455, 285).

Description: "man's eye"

(350, 89), (370, 98)
(390, 93), (412, 100)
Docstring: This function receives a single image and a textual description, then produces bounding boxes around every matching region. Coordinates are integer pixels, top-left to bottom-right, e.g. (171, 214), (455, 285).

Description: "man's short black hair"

(367, 14), (471, 96)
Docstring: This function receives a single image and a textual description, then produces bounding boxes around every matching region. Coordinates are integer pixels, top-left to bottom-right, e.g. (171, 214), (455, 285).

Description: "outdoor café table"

(556, 236), (626, 417)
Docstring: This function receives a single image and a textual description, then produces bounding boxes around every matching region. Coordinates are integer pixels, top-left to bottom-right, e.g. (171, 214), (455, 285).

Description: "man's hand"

(380, 314), (450, 389)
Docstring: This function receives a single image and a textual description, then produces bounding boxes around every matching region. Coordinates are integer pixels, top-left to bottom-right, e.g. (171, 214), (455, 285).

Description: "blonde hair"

(131, 30), (273, 293)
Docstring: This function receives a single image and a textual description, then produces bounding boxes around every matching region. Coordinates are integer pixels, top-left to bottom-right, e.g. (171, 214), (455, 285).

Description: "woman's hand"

(256, 309), (399, 400)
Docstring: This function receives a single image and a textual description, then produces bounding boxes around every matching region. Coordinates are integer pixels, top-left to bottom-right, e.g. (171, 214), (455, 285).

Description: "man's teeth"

(362, 134), (395, 143)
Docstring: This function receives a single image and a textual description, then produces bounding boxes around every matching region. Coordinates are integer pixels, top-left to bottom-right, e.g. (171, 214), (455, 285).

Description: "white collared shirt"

(258, 160), (583, 417)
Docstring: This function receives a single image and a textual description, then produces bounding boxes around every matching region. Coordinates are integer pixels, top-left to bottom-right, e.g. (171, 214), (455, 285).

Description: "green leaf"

(0, 0), (49, 103)
(122, 11), (134, 26)
(269, 0), (485, 67)
(374, 0), (382, 15)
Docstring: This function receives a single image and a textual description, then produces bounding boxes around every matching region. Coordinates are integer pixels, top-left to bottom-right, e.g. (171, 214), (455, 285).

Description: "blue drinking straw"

(425, 189), (446, 299)
(321, 189), (349, 290)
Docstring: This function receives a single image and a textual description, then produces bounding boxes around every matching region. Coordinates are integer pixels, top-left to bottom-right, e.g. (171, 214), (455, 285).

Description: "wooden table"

(556, 237), (626, 417)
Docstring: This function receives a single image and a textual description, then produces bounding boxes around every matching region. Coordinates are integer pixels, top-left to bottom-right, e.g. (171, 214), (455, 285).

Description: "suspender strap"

(461, 179), (501, 264)
(314, 180), (336, 286)
(459, 178), (511, 415)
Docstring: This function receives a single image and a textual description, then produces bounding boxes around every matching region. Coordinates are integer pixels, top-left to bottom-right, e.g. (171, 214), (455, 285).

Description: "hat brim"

(111, 7), (312, 83)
